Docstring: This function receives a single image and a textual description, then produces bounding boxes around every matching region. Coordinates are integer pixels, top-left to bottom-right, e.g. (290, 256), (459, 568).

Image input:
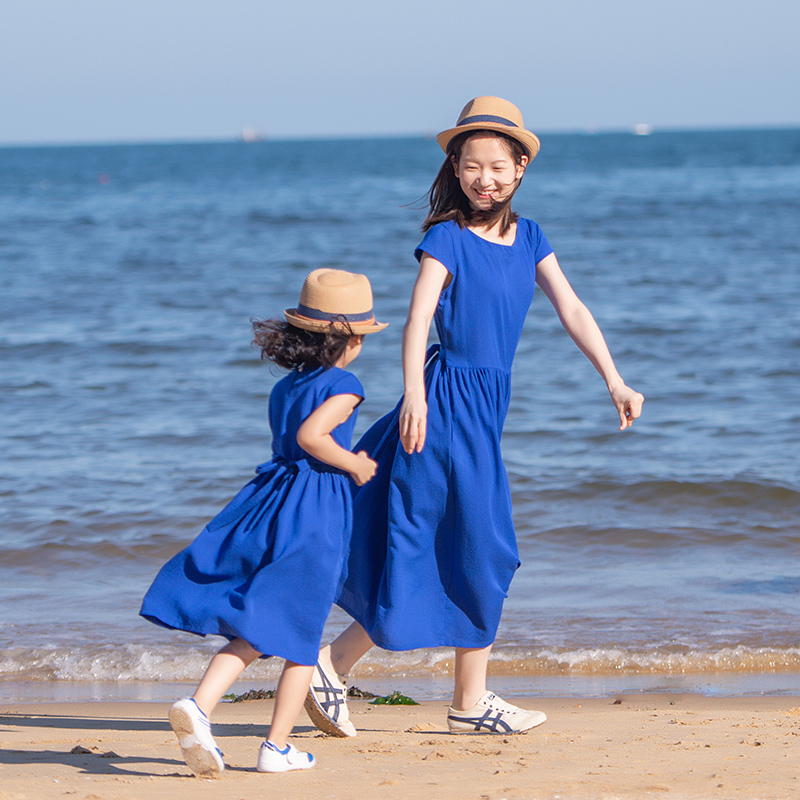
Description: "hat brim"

(436, 123), (540, 160)
(284, 309), (388, 334)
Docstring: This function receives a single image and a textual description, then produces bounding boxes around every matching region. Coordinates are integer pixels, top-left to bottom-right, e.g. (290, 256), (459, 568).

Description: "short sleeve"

(526, 219), (554, 264)
(323, 368), (364, 405)
(414, 222), (458, 277)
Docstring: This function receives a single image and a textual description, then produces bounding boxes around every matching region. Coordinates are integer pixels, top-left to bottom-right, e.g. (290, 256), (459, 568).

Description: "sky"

(1, 0), (798, 146)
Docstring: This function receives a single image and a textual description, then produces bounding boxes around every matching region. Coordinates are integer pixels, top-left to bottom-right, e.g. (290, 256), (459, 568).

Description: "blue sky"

(2, 0), (798, 145)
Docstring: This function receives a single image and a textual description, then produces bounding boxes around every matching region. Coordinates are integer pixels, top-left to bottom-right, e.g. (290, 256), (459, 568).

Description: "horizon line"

(2, 122), (799, 151)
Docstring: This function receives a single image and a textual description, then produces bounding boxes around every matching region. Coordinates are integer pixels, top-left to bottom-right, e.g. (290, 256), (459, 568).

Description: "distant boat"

(242, 126), (264, 143)
(632, 123), (654, 136)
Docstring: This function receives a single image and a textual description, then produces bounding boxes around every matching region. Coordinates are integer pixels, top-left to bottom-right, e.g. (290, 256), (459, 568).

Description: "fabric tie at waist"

(425, 342), (442, 369)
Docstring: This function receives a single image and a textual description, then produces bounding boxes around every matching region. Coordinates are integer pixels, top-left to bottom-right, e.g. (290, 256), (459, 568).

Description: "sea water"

(1, 129), (799, 701)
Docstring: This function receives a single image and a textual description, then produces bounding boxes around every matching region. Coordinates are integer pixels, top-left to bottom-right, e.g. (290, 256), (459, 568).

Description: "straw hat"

(284, 269), (388, 334)
(436, 96), (540, 160)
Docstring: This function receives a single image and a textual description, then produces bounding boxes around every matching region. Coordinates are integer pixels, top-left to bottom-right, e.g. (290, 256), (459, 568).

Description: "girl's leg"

(257, 661), (317, 773)
(323, 621), (374, 675)
(452, 644), (492, 710)
(193, 638), (261, 717)
(170, 638), (260, 778)
(266, 661), (315, 747)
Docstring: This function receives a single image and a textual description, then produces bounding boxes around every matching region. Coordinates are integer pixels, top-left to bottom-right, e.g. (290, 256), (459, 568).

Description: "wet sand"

(1, 694), (798, 799)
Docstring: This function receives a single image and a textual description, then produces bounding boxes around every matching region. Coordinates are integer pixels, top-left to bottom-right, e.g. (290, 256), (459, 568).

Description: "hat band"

(296, 303), (375, 323)
(457, 114), (519, 128)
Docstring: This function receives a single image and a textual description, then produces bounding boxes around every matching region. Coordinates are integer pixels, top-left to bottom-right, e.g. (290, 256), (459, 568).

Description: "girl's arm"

(296, 393), (377, 485)
(535, 252), (644, 430)
(400, 254), (450, 453)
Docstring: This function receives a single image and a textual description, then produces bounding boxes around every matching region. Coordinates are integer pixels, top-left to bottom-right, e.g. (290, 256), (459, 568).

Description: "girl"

(140, 268), (386, 775)
(305, 97), (645, 737)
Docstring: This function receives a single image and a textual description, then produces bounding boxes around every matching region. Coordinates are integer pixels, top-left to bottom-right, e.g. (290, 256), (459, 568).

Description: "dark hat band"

(296, 303), (375, 323)
(457, 114), (519, 128)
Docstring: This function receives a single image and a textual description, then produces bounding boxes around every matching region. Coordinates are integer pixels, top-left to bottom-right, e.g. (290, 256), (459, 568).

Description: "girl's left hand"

(610, 384), (645, 431)
(350, 450), (378, 486)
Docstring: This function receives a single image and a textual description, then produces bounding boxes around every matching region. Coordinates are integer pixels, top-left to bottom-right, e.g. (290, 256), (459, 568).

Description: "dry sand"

(1, 694), (798, 799)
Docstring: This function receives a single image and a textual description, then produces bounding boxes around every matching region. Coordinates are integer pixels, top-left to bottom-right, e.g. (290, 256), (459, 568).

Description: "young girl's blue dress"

(337, 219), (552, 650)
(140, 366), (363, 666)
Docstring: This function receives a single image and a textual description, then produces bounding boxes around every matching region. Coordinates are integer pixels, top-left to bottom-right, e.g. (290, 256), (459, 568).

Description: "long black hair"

(251, 318), (354, 370)
(422, 130), (527, 236)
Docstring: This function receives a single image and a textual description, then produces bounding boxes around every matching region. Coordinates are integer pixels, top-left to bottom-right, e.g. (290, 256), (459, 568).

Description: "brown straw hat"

(284, 268), (388, 334)
(436, 96), (540, 160)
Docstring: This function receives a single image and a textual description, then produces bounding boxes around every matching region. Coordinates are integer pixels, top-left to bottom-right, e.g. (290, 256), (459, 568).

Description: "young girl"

(305, 97), (645, 737)
(140, 268), (386, 775)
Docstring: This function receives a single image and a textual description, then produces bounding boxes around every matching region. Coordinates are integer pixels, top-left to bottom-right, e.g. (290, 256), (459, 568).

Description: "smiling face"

(452, 133), (528, 212)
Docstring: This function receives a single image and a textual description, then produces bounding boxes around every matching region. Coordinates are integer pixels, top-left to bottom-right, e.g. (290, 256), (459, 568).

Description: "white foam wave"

(4, 643), (800, 683)
(525, 646), (800, 674)
(0, 643), (284, 683)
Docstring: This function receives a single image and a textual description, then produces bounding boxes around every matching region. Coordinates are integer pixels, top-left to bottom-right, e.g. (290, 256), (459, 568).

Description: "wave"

(356, 646), (800, 678)
(4, 643), (800, 684)
(3, 475), (798, 562)
(4, 524), (796, 569)
(510, 477), (800, 510)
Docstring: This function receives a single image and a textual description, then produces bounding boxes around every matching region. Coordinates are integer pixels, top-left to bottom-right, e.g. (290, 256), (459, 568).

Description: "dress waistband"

(426, 343), (510, 376)
(258, 455), (347, 476)
(207, 455), (346, 531)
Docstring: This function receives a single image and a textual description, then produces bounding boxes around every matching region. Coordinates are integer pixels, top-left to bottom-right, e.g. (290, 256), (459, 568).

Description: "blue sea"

(1, 129), (799, 702)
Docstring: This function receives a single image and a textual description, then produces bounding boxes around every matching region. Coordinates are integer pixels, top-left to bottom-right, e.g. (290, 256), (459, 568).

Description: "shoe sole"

(169, 704), (224, 778)
(447, 710), (547, 735)
(303, 689), (356, 738)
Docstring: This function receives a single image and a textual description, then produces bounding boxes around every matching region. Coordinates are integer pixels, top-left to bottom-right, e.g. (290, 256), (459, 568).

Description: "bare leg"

(266, 661), (315, 748)
(451, 644), (492, 710)
(193, 638), (261, 718)
(323, 621), (374, 675)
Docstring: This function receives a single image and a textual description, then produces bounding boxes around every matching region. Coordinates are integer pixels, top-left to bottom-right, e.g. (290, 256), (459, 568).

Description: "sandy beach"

(1, 693), (797, 799)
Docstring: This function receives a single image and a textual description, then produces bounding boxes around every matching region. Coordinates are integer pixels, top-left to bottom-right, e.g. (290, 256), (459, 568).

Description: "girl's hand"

(399, 393), (427, 454)
(398, 254), (447, 456)
(610, 384), (645, 431)
(350, 450), (378, 486)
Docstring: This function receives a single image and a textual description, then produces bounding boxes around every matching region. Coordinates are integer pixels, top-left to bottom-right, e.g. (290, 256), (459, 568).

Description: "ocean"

(1, 129), (799, 702)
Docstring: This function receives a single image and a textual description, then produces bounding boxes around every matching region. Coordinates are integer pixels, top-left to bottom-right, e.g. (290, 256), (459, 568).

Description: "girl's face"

(452, 134), (527, 212)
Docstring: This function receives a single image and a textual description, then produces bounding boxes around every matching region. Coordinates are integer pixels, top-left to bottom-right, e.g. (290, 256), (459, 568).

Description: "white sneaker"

(304, 660), (357, 737)
(168, 697), (225, 778)
(447, 691), (547, 734)
(257, 740), (316, 773)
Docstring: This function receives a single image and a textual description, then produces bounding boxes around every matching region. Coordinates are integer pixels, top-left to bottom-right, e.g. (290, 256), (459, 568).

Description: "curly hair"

(422, 130), (527, 236)
(251, 318), (355, 370)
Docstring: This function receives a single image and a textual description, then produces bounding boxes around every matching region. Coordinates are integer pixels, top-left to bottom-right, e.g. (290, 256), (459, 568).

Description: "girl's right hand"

(399, 393), (427, 454)
(350, 451), (378, 486)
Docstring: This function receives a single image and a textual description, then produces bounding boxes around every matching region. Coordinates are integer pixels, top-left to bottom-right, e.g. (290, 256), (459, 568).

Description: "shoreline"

(2, 694), (798, 799)
(6, 670), (800, 705)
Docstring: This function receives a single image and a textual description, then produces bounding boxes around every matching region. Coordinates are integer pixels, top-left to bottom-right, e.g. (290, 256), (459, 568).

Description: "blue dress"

(140, 366), (364, 666)
(337, 219), (552, 650)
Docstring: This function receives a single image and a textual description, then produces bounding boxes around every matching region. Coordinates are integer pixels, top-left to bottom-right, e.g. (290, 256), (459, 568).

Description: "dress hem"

(334, 602), (497, 652)
(139, 612), (319, 667)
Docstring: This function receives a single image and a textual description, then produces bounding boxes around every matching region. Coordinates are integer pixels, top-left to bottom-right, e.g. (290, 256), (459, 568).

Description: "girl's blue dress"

(337, 219), (552, 650)
(140, 366), (363, 666)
